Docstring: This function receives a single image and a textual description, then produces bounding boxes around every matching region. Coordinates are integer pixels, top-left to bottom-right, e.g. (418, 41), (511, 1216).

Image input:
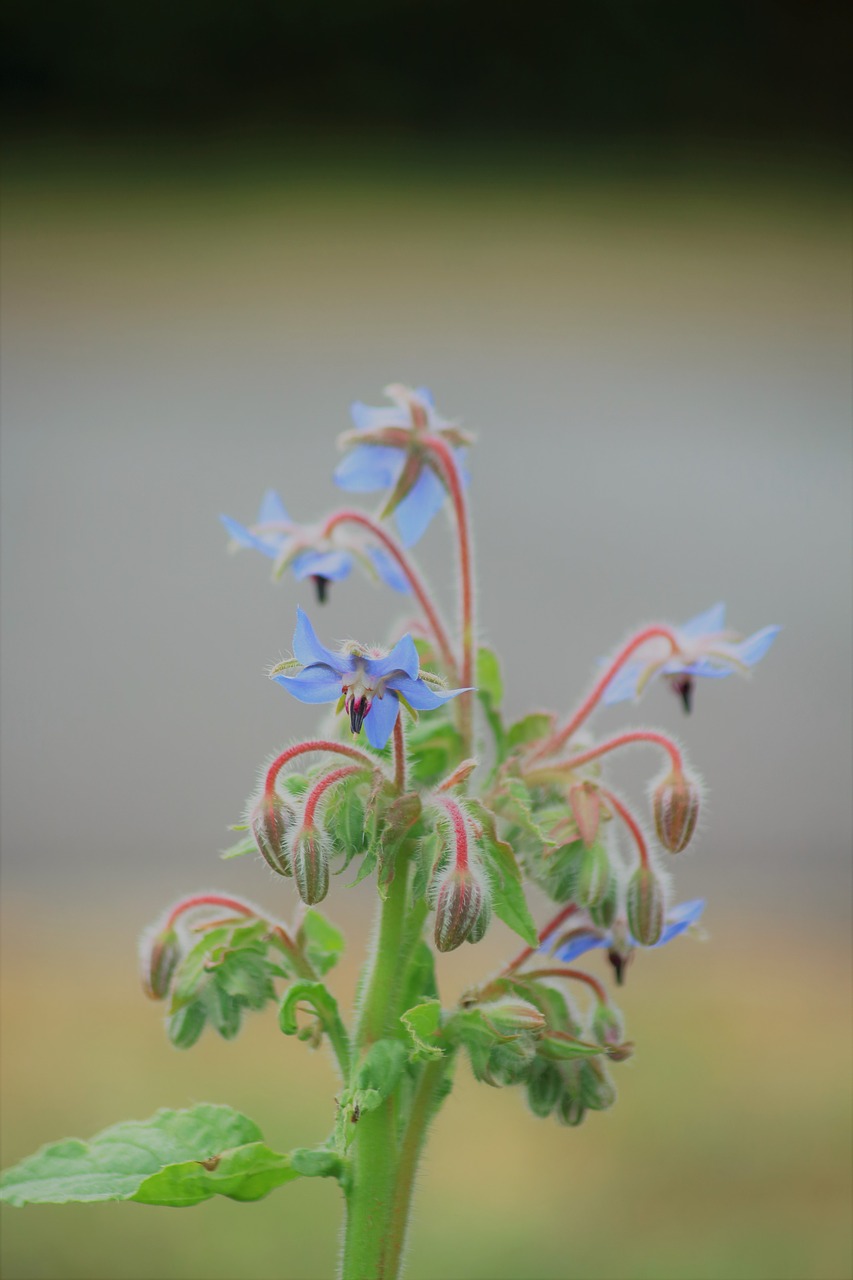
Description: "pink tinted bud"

(433, 865), (490, 952)
(626, 866), (665, 946)
(569, 782), (601, 848)
(140, 928), (180, 1000)
(292, 826), (330, 905)
(653, 771), (700, 854)
(251, 792), (296, 876)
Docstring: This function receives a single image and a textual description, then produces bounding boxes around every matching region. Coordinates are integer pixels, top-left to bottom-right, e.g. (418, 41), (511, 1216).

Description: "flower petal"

(364, 691), (400, 749)
(600, 662), (645, 706)
(733, 625), (781, 667)
(387, 674), (469, 710)
(679, 603), (727, 639)
(367, 546), (411, 594)
(293, 608), (350, 671)
(654, 899), (706, 946)
(552, 932), (607, 963)
(365, 634), (420, 680)
(273, 664), (343, 704)
(292, 549), (354, 583)
(393, 465), (447, 548)
(333, 443), (403, 492)
(350, 403), (406, 433)
(257, 490), (291, 526)
(220, 514), (285, 559)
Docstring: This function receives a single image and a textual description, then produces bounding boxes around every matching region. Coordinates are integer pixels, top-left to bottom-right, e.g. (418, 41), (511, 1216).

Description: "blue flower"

(272, 608), (469, 749)
(334, 384), (471, 548)
(602, 603), (780, 710)
(220, 490), (410, 602)
(551, 899), (706, 965)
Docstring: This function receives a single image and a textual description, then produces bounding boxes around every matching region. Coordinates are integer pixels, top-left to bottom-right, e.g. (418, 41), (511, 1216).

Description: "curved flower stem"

(524, 729), (684, 786)
(323, 508), (457, 673)
(162, 893), (312, 979)
(393, 715), (407, 793)
(532, 625), (681, 760)
(438, 795), (469, 870)
(502, 902), (579, 976)
(302, 764), (363, 827)
(519, 967), (610, 1004)
(601, 787), (650, 870)
(423, 433), (475, 754)
(264, 739), (380, 798)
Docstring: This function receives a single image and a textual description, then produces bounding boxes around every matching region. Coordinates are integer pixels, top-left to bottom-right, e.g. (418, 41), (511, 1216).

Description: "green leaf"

(400, 999), (444, 1061)
(502, 778), (556, 846)
(0, 1105), (299, 1208)
(406, 717), (464, 787)
(297, 908), (345, 976)
(167, 1000), (207, 1050)
(352, 1040), (408, 1109)
(220, 834), (257, 861)
(476, 647), (504, 707)
(279, 980), (346, 1046)
(289, 1147), (345, 1180)
(399, 939), (438, 1012)
(506, 712), (554, 752)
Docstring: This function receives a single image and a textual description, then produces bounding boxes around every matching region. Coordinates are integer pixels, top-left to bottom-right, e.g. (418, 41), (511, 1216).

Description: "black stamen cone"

(608, 948), (630, 986)
(349, 696), (368, 734)
(312, 575), (330, 604)
(672, 674), (694, 714)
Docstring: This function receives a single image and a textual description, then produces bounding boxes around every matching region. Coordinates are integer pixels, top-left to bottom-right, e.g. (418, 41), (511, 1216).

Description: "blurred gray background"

(2, 168), (850, 927)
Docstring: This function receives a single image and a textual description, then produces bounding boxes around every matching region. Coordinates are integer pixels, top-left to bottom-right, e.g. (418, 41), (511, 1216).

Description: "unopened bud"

(591, 1002), (623, 1050)
(527, 1060), (563, 1118)
(292, 826), (330, 905)
(487, 1001), (547, 1037)
(569, 782), (601, 848)
(578, 1058), (617, 1111)
(433, 865), (490, 952)
(251, 792), (295, 876)
(556, 1062), (586, 1127)
(653, 771), (700, 854)
(140, 928), (180, 1000)
(626, 865), (665, 946)
(574, 840), (611, 909)
(588, 872), (618, 928)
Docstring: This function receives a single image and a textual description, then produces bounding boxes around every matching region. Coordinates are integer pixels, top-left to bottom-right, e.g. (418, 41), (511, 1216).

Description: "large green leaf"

(0, 1106), (299, 1208)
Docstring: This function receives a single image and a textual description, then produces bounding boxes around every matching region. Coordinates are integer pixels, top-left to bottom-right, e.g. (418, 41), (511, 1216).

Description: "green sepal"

(0, 1105), (299, 1208)
(220, 834), (257, 860)
(289, 1146), (345, 1181)
(538, 1033), (605, 1062)
(400, 999), (444, 1061)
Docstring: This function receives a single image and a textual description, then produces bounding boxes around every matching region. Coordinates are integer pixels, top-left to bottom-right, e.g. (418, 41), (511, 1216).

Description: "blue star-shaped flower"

(220, 491), (410, 602)
(272, 608), (468, 749)
(333, 384), (470, 548)
(602, 603), (780, 710)
(552, 899), (705, 968)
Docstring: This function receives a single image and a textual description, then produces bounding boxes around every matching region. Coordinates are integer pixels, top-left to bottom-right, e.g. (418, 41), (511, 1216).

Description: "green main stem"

(342, 850), (412, 1280)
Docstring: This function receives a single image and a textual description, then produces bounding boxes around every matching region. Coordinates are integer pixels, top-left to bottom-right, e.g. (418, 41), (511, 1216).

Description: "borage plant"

(1, 385), (779, 1279)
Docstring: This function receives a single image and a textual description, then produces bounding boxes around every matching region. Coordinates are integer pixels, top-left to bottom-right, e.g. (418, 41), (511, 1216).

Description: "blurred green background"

(2, 4), (851, 1279)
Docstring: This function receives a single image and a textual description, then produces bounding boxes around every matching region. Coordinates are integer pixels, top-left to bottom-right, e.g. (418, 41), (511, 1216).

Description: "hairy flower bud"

(526, 1060), (563, 1118)
(653, 771), (700, 854)
(578, 1058), (618, 1111)
(574, 840), (611, 909)
(251, 791), (295, 876)
(588, 871), (618, 928)
(626, 865), (665, 945)
(591, 1002), (624, 1050)
(140, 928), (180, 1001)
(292, 826), (330, 905)
(433, 865), (490, 953)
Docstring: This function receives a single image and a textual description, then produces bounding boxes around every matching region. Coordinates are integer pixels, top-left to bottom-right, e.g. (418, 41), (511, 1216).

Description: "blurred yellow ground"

(1, 903), (850, 1280)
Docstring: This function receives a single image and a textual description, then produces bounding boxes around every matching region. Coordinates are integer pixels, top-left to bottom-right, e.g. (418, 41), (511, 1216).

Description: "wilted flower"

(601, 603), (780, 709)
(334, 385), (470, 547)
(551, 898), (705, 964)
(221, 490), (410, 601)
(272, 608), (468, 749)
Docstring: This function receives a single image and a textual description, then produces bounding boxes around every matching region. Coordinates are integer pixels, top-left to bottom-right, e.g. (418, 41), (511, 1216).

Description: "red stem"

(502, 903), (578, 975)
(393, 715), (406, 792)
(602, 787), (649, 870)
(323, 508), (456, 673)
(264, 739), (378, 798)
(423, 433), (475, 753)
(527, 729), (684, 782)
(303, 764), (362, 827)
(533, 625), (681, 759)
(439, 796), (469, 871)
(163, 893), (300, 959)
(520, 967), (610, 1004)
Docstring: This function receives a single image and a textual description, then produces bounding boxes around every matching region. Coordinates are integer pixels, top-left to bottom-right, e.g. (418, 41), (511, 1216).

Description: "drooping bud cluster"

(652, 770), (701, 854)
